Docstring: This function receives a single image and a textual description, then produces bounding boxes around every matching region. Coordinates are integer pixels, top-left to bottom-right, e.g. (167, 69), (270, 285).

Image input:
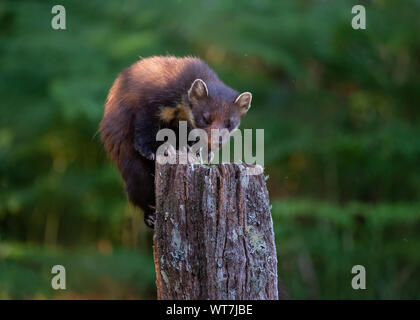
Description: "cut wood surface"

(153, 160), (278, 300)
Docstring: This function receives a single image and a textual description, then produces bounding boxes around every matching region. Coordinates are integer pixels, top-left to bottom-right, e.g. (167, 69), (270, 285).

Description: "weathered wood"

(153, 160), (278, 300)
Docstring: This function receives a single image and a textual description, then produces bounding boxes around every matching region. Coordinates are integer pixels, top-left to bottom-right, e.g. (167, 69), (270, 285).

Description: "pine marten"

(99, 56), (252, 228)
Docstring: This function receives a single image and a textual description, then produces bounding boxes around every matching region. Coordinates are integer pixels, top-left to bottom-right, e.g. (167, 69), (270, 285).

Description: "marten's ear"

(235, 92), (252, 116)
(188, 79), (208, 102)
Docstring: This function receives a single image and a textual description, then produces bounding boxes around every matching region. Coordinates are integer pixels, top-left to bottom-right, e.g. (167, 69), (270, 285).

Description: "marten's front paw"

(134, 144), (155, 161)
(144, 152), (155, 161)
(144, 211), (156, 228)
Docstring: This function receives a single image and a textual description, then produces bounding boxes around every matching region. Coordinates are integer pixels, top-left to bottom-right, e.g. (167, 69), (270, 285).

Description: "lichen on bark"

(153, 160), (278, 300)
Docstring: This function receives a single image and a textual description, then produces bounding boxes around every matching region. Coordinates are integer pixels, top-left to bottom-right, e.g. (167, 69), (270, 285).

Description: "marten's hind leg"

(121, 153), (156, 228)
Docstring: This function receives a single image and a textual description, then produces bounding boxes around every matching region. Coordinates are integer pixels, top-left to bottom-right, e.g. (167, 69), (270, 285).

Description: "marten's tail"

(100, 73), (135, 167)
(99, 105), (133, 167)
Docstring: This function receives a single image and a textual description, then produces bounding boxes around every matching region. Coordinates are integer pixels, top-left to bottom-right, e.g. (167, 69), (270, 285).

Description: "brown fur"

(99, 56), (251, 227)
(159, 104), (194, 124)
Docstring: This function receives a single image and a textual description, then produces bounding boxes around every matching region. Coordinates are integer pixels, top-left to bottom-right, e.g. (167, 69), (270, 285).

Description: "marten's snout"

(218, 136), (223, 148)
(208, 126), (230, 150)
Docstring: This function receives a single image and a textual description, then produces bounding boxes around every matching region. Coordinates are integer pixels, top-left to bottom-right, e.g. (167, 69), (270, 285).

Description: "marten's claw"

(134, 143), (155, 161)
(142, 151), (155, 161)
(144, 212), (156, 228)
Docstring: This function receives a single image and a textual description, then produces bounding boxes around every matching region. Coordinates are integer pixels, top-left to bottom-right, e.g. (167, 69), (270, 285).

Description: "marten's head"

(187, 79), (252, 150)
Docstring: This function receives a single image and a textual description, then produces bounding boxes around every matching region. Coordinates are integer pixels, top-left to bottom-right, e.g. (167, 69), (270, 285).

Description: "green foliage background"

(1, 0), (419, 299)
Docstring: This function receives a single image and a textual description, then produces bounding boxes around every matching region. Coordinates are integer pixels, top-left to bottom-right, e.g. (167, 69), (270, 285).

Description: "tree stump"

(153, 160), (278, 300)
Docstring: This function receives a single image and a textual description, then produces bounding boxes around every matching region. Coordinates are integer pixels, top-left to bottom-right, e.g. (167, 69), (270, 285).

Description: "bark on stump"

(153, 161), (278, 300)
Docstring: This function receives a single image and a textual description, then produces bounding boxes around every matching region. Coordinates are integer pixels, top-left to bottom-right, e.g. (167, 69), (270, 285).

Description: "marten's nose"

(218, 136), (223, 147)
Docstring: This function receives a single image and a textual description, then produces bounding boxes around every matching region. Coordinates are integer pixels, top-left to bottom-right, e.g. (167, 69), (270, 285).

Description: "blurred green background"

(1, 0), (419, 299)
